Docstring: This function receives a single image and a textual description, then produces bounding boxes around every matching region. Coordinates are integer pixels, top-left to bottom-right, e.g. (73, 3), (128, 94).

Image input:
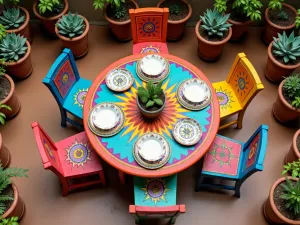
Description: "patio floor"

(2, 24), (300, 225)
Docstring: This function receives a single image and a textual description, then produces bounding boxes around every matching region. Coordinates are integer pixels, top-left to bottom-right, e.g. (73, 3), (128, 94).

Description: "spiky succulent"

(56, 12), (85, 38)
(272, 31), (300, 64)
(280, 177), (300, 215)
(0, 33), (27, 62)
(278, 11), (289, 21)
(200, 8), (232, 37)
(0, 7), (25, 30)
(169, 4), (181, 15)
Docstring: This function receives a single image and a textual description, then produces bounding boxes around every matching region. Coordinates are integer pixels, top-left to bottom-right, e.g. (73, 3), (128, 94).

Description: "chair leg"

(60, 177), (69, 197)
(60, 108), (67, 127)
(118, 171), (126, 184)
(169, 212), (180, 224)
(99, 170), (106, 187)
(237, 110), (246, 129)
(234, 180), (242, 198)
(195, 174), (205, 192)
(132, 214), (140, 224)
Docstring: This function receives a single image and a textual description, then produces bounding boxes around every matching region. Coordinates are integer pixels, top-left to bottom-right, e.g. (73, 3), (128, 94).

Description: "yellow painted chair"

(213, 53), (264, 130)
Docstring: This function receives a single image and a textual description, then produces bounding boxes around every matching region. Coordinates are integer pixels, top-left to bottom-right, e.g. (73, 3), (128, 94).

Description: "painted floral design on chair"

(215, 86), (235, 111)
(65, 139), (91, 167)
(140, 45), (160, 54)
(74, 88), (88, 108)
(245, 134), (260, 170)
(43, 139), (55, 160)
(137, 17), (162, 39)
(141, 178), (170, 205)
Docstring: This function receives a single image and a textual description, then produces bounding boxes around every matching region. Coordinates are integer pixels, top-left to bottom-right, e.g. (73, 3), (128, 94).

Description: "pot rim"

(292, 129), (300, 157)
(33, 0), (69, 21)
(1, 74), (15, 106)
(278, 79), (300, 113)
(228, 18), (252, 26)
(265, 3), (297, 30)
(4, 6), (30, 33)
(156, 0), (192, 24)
(2, 183), (19, 218)
(269, 176), (300, 224)
(55, 15), (90, 42)
(2, 40), (31, 66)
(268, 40), (300, 69)
(137, 91), (166, 114)
(195, 20), (232, 46)
(104, 0), (138, 25)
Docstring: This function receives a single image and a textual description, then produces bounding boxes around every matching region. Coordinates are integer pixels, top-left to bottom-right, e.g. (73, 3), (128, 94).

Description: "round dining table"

(83, 53), (220, 178)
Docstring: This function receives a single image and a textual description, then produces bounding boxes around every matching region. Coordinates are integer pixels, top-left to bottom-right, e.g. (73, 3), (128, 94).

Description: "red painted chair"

(31, 122), (106, 196)
(130, 8), (169, 55)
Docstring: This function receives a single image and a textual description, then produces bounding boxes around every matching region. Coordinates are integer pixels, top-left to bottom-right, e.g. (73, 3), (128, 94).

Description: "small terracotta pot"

(55, 15), (89, 58)
(4, 40), (33, 79)
(137, 93), (166, 119)
(104, 0), (139, 42)
(156, 0), (192, 41)
(0, 133), (10, 169)
(263, 177), (300, 224)
(5, 7), (32, 43)
(285, 129), (300, 164)
(33, 0), (69, 36)
(195, 20), (232, 61)
(272, 80), (300, 124)
(228, 18), (252, 41)
(265, 40), (300, 83)
(0, 74), (21, 119)
(263, 3), (297, 45)
(2, 184), (25, 220)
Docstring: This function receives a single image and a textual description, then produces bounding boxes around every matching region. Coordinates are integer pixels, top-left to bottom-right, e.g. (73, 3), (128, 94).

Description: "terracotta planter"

(0, 74), (21, 119)
(265, 41), (300, 83)
(5, 7), (32, 43)
(104, 0), (139, 42)
(263, 177), (300, 224)
(4, 40), (33, 79)
(195, 20), (232, 61)
(33, 0), (69, 36)
(137, 93), (166, 119)
(272, 80), (300, 124)
(263, 3), (297, 45)
(55, 15), (89, 58)
(2, 184), (25, 220)
(285, 129), (300, 164)
(156, 0), (192, 41)
(0, 133), (10, 169)
(228, 18), (252, 41)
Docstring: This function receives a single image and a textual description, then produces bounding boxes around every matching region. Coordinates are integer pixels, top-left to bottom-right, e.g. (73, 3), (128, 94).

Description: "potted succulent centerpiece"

(0, 217), (19, 225)
(214, 0), (262, 41)
(55, 12), (89, 58)
(0, 165), (28, 220)
(265, 32), (300, 83)
(285, 130), (300, 165)
(195, 8), (232, 61)
(0, 0), (32, 42)
(272, 74), (300, 124)
(93, 0), (139, 41)
(0, 33), (33, 79)
(137, 81), (165, 119)
(33, 0), (69, 36)
(263, 0), (297, 44)
(264, 177), (300, 224)
(157, 0), (192, 41)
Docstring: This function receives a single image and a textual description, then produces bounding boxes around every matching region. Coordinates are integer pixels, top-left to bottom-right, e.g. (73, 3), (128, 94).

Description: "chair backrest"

(31, 122), (63, 175)
(226, 53), (264, 108)
(129, 8), (169, 44)
(42, 48), (80, 107)
(239, 124), (268, 179)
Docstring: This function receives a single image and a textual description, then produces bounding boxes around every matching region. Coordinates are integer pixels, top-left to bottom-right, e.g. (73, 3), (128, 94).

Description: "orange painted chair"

(213, 53), (264, 130)
(31, 122), (106, 196)
(130, 8), (169, 55)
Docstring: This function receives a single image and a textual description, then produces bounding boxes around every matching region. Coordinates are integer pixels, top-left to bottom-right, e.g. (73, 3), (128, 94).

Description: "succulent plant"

(278, 11), (289, 20)
(38, 0), (63, 15)
(0, 33), (27, 62)
(283, 74), (300, 109)
(0, 25), (6, 41)
(138, 81), (164, 108)
(169, 4), (181, 15)
(56, 12), (85, 38)
(0, 7), (25, 30)
(0, 217), (19, 225)
(280, 177), (300, 215)
(272, 31), (300, 64)
(200, 8), (232, 37)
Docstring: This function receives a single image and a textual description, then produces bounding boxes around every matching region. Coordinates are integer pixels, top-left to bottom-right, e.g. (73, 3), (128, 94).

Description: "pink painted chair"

(31, 122), (106, 196)
(130, 8), (169, 55)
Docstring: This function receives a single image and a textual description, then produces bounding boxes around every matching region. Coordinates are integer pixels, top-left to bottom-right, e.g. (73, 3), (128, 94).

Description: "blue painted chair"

(129, 175), (185, 224)
(195, 125), (268, 198)
(43, 48), (91, 128)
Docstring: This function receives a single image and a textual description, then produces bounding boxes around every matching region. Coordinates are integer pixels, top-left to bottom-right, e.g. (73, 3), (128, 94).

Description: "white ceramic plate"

(140, 54), (167, 76)
(91, 103), (121, 130)
(172, 118), (202, 146)
(105, 68), (134, 92)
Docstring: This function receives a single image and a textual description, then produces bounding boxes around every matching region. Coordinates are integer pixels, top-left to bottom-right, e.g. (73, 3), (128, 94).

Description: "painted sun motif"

(245, 134), (260, 169)
(234, 72), (250, 97)
(115, 79), (188, 142)
(140, 45), (160, 54)
(65, 139), (91, 167)
(141, 178), (170, 205)
(74, 88), (88, 108)
(138, 18), (160, 37)
(215, 86), (234, 110)
(179, 124), (194, 139)
(209, 141), (238, 167)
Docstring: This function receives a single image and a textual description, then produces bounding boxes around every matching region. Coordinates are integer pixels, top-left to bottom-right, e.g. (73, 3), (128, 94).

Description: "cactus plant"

(0, 33), (27, 62)
(0, 7), (25, 30)
(56, 12), (85, 38)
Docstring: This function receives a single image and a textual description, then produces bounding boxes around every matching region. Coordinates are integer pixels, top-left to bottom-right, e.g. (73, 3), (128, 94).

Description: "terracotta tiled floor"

(2, 25), (299, 225)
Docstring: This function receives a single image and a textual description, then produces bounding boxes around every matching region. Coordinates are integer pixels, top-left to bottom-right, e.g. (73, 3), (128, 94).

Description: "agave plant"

(272, 31), (300, 64)
(0, 8), (25, 30)
(0, 33), (27, 62)
(56, 12), (85, 38)
(200, 8), (232, 37)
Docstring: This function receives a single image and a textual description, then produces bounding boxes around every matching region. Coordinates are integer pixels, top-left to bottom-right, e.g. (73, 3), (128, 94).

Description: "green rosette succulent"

(0, 33), (28, 62)
(56, 12), (85, 38)
(0, 7), (25, 30)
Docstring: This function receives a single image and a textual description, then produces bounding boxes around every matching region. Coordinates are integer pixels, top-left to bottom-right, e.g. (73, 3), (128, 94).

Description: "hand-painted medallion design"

(215, 86), (234, 111)
(245, 134), (260, 170)
(65, 139), (91, 167)
(137, 17), (162, 39)
(141, 178), (170, 205)
(179, 124), (194, 139)
(140, 45), (160, 54)
(74, 88), (88, 108)
(43, 139), (55, 160)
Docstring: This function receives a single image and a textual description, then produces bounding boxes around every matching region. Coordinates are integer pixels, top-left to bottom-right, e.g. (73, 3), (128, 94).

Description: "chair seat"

(63, 78), (91, 119)
(56, 132), (103, 177)
(133, 42), (169, 54)
(213, 81), (242, 118)
(202, 135), (243, 179)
